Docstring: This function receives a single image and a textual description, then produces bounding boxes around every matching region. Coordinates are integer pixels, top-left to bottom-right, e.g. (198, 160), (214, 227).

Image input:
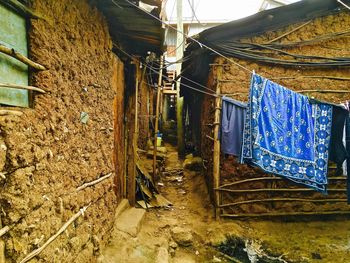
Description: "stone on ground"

(183, 156), (203, 171)
(155, 247), (169, 263)
(171, 227), (193, 247)
(116, 207), (146, 237)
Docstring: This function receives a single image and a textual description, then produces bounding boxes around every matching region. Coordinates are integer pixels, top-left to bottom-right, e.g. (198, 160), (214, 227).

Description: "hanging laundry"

(220, 97), (247, 156)
(328, 106), (349, 175)
(344, 102), (350, 203)
(309, 99), (349, 176)
(241, 73), (333, 192)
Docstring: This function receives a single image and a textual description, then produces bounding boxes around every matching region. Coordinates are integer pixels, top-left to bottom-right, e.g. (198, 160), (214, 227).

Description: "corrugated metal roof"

(94, 0), (164, 56)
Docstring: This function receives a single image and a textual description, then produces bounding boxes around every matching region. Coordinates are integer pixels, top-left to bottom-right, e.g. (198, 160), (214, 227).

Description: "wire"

(338, 0), (350, 10)
(149, 58), (216, 94)
(113, 43), (219, 97)
(186, 0), (203, 25)
(119, 0), (254, 74)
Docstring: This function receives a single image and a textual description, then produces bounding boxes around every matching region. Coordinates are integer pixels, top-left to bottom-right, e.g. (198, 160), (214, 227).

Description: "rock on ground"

(171, 227), (193, 247)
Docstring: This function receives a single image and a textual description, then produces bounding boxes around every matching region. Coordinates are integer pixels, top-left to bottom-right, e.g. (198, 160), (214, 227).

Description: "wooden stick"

(0, 217), (5, 263)
(0, 173), (6, 180)
(76, 173), (112, 192)
(153, 56), (163, 182)
(0, 110), (23, 116)
(219, 198), (347, 208)
(216, 250), (243, 263)
(206, 135), (215, 141)
(219, 176), (346, 189)
(19, 205), (90, 263)
(0, 83), (46, 93)
(213, 67), (222, 220)
(215, 188), (347, 193)
(298, 89), (350, 93)
(0, 44), (46, 71)
(0, 226), (9, 238)
(221, 210), (350, 218)
(270, 75), (350, 81)
(266, 21), (312, 44)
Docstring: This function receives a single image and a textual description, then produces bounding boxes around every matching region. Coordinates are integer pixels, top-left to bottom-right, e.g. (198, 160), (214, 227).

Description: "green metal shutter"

(0, 3), (29, 107)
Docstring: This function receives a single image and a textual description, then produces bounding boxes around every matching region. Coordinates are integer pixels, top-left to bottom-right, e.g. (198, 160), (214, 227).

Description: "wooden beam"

(162, 90), (177, 95)
(213, 69), (222, 220)
(0, 44), (46, 71)
(153, 56), (163, 182)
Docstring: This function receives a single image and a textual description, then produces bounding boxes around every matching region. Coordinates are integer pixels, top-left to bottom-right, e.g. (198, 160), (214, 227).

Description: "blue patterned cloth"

(241, 74), (333, 192)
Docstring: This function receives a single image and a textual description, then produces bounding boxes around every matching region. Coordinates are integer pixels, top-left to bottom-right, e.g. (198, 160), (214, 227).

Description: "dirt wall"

(201, 12), (350, 215)
(0, 0), (122, 262)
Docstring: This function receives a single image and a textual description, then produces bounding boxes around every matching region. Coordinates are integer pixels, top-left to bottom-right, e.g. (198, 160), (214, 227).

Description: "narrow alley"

(1, 1), (350, 263)
(99, 143), (350, 263)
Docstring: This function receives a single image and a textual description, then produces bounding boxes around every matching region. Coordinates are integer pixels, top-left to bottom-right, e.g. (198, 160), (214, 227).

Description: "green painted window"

(0, 3), (29, 107)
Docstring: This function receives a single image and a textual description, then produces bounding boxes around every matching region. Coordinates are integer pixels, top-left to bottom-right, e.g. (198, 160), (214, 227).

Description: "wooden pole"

(176, 0), (185, 157)
(213, 67), (222, 220)
(128, 62), (141, 206)
(19, 205), (89, 263)
(153, 56), (164, 182)
(0, 44), (46, 71)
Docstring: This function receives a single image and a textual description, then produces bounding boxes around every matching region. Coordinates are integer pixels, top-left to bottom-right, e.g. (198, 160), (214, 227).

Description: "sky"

(165, 0), (301, 23)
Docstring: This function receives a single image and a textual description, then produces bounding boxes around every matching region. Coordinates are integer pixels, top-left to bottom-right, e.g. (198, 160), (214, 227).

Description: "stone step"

(114, 199), (130, 219)
(116, 207), (146, 237)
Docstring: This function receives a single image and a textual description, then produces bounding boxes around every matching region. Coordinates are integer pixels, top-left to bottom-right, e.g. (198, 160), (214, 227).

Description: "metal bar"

(219, 198), (348, 208)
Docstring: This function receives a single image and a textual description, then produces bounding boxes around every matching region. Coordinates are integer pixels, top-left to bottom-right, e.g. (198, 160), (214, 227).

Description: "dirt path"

(99, 145), (350, 263)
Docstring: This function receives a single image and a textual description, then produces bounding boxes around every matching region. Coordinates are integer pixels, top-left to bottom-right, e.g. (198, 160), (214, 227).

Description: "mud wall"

(0, 0), (123, 262)
(201, 12), (350, 215)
